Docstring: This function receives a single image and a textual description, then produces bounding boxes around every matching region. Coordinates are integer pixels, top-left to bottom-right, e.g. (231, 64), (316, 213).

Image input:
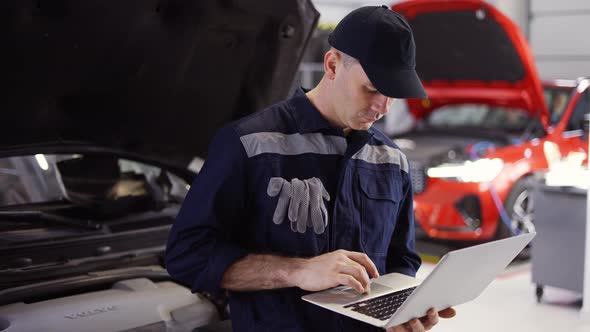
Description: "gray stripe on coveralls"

(240, 132), (347, 158)
(351, 144), (409, 172)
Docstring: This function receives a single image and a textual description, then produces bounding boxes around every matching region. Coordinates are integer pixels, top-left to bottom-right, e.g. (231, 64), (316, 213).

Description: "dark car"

(0, 1), (318, 331)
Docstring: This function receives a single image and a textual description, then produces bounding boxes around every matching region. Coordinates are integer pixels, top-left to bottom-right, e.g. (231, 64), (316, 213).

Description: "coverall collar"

(289, 87), (340, 134)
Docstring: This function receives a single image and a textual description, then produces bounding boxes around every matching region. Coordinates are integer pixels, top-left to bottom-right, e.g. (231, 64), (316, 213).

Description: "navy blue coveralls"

(165, 88), (421, 331)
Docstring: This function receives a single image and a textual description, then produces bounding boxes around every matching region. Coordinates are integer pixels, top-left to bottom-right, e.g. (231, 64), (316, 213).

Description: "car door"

(555, 87), (590, 160)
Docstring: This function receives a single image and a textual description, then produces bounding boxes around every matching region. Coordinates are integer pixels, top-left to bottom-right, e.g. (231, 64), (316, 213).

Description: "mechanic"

(166, 6), (455, 332)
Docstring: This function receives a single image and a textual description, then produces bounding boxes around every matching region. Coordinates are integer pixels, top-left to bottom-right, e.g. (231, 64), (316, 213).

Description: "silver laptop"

(302, 232), (535, 328)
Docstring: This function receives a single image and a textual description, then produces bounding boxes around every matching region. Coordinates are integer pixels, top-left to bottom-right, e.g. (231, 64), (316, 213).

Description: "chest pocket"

(358, 168), (402, 257)
(254, 159), (328, 257)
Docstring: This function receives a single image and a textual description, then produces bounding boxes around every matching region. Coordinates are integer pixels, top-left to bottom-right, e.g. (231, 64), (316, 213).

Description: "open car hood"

(392, 0), (549, 127)
(1, 0), (319, 168)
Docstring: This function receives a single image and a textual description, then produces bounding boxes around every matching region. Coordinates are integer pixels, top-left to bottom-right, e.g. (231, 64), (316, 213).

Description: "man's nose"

(371, 95), (392, 116)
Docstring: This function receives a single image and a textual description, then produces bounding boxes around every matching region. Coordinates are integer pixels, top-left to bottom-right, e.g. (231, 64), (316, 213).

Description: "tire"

(495, 176), (536, 259)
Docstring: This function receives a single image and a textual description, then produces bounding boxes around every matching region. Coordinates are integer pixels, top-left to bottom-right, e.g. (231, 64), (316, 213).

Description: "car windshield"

(0, 154), (189, 211)
(426, 104), (534, 132)
(543, 86), (574, 125)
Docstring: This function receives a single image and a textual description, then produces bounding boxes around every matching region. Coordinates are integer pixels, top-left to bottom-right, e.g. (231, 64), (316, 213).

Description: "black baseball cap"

(328, 5), (427, 99)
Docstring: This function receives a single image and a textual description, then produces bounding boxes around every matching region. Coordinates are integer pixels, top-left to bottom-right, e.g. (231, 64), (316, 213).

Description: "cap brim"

(360, 61), (427, 99)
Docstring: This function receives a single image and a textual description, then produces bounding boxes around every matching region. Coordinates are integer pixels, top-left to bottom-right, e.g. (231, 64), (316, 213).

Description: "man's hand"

(293, 249), (379, 294)
(387, 308), (456, 332)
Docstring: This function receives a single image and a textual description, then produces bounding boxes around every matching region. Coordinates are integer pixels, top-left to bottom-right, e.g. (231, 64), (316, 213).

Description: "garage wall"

(312, 1), (519, 25)
(529, 0), (590, 79)
(311, 0), (380, 25)
(490, 0), (529, 37)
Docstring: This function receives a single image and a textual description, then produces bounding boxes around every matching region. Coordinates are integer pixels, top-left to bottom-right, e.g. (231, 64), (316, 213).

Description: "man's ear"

(323, 49), (339, 80)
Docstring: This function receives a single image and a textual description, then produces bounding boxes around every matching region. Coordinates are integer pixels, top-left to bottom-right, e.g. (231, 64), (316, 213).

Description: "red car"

(388, 0), (589, 242)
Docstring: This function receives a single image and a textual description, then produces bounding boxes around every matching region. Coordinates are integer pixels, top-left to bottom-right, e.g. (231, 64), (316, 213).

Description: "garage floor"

(415, 242), (590, 332)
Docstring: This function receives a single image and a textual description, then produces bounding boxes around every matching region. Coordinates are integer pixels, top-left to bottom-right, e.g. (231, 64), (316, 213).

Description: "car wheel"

(495, 176), (536, 258)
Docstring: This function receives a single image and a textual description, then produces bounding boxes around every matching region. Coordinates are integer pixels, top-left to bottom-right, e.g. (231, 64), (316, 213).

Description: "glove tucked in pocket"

(267, 177), (330, 234)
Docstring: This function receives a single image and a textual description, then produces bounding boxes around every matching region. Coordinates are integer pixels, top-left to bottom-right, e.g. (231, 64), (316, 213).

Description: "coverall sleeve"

(386, 168), (422, 277)
(165, 125), (249, 297)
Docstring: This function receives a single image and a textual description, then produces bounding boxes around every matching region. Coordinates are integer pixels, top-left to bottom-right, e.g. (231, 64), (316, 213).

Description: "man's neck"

(305, 82), (351, 136)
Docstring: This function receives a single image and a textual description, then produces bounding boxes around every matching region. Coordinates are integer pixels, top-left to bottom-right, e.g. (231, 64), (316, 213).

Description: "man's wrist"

(283, 256), (307, 289)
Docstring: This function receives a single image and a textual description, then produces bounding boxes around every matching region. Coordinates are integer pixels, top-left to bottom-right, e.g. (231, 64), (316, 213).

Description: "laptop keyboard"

(343, 286), (417, 321)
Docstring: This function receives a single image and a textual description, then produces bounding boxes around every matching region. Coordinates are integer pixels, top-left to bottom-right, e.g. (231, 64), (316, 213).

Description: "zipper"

(330, 130), (374, 251)
(330, 163), (348, 251)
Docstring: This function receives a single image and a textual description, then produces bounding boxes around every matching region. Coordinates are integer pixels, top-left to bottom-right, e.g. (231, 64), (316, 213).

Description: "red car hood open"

(392, 0), (549, 128)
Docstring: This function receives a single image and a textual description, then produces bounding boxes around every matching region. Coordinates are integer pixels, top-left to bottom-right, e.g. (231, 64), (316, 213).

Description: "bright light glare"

(577, 79), (589, 93)
(35, 154), (49, 171)
(427, 158), (504, 182)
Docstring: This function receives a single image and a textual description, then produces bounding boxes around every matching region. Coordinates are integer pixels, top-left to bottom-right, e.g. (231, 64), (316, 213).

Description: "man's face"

(331, 61), (395, 131)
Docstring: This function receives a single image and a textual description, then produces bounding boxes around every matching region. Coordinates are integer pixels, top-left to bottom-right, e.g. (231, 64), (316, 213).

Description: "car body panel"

(392, 0), (549, 127)
(1, 0), (319, 166)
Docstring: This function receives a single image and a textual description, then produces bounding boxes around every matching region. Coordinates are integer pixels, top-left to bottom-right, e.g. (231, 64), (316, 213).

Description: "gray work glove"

(267, 177), (330, 234)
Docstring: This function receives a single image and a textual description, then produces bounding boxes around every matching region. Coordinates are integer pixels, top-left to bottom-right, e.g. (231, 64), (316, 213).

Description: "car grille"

(410, 162), (426, 194)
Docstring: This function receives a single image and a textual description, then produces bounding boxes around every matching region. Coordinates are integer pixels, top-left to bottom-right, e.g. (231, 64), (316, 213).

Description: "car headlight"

(426, 158), (504, 182)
